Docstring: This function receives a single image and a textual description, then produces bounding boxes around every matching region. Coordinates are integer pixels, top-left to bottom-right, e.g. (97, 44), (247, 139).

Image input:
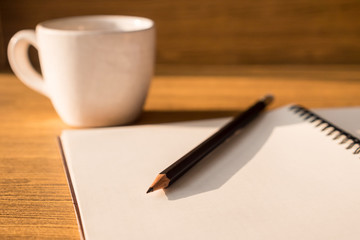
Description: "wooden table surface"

(1, 65), (360, 239)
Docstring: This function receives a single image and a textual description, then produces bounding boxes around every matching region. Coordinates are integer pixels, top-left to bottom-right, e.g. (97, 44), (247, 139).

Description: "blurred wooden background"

(1, 0), (360, 71)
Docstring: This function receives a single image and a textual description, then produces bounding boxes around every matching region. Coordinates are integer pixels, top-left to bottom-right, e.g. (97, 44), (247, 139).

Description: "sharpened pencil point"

(147, 174), (171, 193)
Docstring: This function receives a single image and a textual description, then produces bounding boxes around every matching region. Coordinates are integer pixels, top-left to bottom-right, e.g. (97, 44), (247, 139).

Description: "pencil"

(146, 94), (274, 194)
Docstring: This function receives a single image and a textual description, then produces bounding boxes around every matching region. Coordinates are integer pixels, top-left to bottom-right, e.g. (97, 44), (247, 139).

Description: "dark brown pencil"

(146, 94), (274, 193)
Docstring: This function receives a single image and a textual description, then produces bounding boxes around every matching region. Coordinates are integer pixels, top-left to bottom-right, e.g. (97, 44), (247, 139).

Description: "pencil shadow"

(158, 109), (304, 201)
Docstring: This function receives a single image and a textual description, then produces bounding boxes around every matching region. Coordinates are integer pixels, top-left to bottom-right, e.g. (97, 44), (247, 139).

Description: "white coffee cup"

(8, 15), (155, 127)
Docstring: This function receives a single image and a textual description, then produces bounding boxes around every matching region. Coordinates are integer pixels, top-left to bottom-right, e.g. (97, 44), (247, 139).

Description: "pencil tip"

(146, 187), (154, 194)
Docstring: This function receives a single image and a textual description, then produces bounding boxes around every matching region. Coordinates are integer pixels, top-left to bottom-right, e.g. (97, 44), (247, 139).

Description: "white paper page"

(61, 106), (360, 240)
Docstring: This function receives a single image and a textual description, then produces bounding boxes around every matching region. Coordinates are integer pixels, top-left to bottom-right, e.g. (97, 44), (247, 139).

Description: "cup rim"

(36, 15), (154, 34)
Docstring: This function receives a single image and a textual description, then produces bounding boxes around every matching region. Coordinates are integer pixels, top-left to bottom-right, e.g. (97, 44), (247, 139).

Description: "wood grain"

(0, 11), (5, 70)
(1, 65), (360, 238)
(1, 0), (360, 70)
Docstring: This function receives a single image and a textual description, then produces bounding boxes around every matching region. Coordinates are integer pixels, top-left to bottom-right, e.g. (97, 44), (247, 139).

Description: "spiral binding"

(290, 105), (360, 155)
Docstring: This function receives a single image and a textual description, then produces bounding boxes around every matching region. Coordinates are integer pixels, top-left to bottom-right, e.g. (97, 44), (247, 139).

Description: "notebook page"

(61, 106), (360, 240)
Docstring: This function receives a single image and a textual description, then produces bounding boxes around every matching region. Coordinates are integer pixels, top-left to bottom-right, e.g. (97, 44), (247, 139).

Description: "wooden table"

(1, 65), (360, 239)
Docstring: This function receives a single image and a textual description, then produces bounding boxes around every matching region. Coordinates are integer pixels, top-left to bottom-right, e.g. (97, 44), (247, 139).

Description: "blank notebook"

(59, 105), (360, 240)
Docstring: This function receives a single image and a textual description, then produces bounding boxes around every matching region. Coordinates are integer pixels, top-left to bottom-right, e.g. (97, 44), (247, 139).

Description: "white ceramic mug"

(8, 15), (155, 127)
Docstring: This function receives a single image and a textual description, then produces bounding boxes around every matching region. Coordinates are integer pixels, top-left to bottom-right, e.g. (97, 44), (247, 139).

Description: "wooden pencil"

(146, 94), (274, 193)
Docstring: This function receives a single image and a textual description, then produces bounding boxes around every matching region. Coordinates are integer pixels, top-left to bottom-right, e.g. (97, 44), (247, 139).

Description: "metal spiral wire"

(290, 105), (360, 155)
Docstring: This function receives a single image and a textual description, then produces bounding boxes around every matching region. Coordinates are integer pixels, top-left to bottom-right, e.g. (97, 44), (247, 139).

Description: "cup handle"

(7, 30), (48, 97)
